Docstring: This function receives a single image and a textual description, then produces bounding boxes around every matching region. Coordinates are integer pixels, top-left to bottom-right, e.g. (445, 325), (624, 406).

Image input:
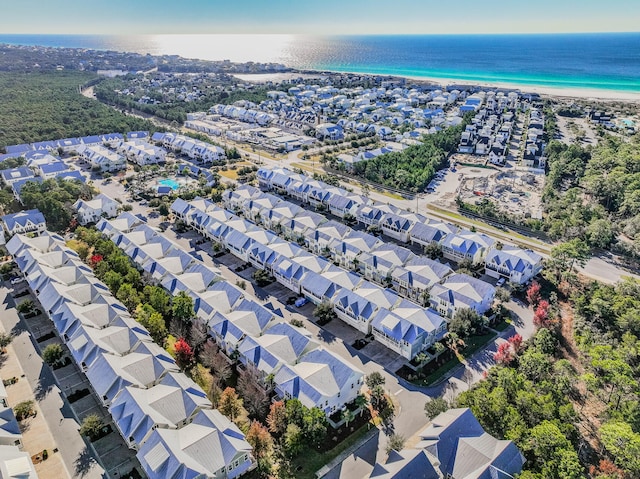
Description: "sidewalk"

(0, 285), (106, 479)
(0, 315), (69, 478)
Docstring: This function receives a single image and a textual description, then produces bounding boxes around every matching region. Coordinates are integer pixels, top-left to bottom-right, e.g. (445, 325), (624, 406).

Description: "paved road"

(84, 153), (545, 468)
(0, 285), (106, 479)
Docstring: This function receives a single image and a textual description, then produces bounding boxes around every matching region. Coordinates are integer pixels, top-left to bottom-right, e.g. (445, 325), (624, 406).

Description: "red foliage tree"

(174, 337), (194, 370)
(533, 300), (551, 328)
(88, 254), (103, 268)
(494, 342), (515, 365)
(589, 459), (625, 478)
(508, 334), (524, 354)
(266, 400), (287, 436)
(526, 281), (541, 307)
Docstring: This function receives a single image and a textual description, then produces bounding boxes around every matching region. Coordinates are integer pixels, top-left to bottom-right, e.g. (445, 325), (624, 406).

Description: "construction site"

(457, 168), (545, 220)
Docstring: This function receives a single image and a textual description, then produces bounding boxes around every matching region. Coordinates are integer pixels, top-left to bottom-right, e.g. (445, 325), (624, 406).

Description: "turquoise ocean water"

(1, 33), (639, 92)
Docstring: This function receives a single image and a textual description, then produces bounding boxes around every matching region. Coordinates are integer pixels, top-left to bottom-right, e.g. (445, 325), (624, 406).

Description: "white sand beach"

(235, 71), (640, 103)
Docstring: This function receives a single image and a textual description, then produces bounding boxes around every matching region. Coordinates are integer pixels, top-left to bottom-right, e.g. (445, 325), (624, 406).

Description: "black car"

(286, 296), (298, 305)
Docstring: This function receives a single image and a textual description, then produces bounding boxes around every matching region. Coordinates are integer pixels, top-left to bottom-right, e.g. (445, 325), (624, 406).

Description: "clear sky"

(3, 0), (640, 35)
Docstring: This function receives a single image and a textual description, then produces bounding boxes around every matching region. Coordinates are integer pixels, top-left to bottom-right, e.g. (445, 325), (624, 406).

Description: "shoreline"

(234, 70), (640, 103)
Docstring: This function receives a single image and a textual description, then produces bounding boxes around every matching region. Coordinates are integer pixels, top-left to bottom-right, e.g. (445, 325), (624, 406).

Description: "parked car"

(294, 297), (308, 307)
(10, 277), (25, 285)
(496, 277), (506, 287)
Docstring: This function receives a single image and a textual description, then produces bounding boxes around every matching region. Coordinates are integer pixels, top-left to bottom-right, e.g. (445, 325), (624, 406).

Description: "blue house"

(0, 167), (34, 186)
(137, 409), (253, 479)
(331, 289), (378, 334)
(2, 209), (46, 236)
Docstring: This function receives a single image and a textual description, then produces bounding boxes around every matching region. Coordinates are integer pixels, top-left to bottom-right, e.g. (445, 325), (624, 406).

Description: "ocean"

(1, 33), (639, 92)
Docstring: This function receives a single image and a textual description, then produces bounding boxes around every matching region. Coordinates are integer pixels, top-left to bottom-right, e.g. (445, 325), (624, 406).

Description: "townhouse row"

(171, 198), (457, 360)
(223, 184), (496, 320)
(256, 168), (543, 285)
(6, 232), (254, 479)
(97, 213), (364, 417)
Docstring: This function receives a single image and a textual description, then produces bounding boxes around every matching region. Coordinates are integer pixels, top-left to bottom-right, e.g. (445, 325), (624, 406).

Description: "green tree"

(600, 421), (640, 476)
(13, 400), (34, 421)
(102, 270), (123, 293)
(134, 303), (168, 344)
(79, 414), (106, 440)
(302, 407), (327, 447)
(42, 343), (64, 365)
(341, 408), (356, 427)
(172, 290), (195, 323)
(144, 285), (171, 317)
(76, 243), (90, 261)
(283, 423), (304, 456)
(495, 287), (511, 304)
(116, 283), (141, 312)
(0, 332), (12, 349)
(385, 434), (406, 455)
(313, 302), (335, 324)
(547, 239), (590, 282)
(525, 421), (582, 478)
(449, 307), (483, 338)
(365, 372), (385, 390)
(424, 397), (449, 420)
(587, 218), (615, 248)
(16, 300), (34, 314)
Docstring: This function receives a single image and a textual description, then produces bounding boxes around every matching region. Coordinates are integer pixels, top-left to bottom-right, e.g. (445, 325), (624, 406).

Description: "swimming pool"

(158, 178), (180, 190)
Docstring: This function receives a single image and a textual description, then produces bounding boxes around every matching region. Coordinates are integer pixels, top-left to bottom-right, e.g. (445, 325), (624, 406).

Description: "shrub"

(42, 343), (64, 365)
(14, 400), (34, 421)
(79, 414), (105, 440)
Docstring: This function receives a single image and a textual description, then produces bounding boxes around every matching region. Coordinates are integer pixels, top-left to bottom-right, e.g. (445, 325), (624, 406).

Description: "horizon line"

(1, 30), (639, 37)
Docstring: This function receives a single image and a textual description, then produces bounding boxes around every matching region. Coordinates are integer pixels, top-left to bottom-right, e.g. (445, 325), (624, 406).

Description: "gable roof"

(2, 209), (46, 232)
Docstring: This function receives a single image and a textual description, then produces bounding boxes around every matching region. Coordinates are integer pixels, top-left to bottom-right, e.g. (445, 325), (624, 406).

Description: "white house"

(430, 273), (495, 319)
(78, 145), (126, 172)
(484, 246), (543, 285)
(117, 140), (167, 166)
(2, 210), (46, 236)
(74, 194), (120, 225)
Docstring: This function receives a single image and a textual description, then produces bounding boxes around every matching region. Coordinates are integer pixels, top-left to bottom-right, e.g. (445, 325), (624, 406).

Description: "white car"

(10, 277), (25, 285)
(496, 278), (506, 287)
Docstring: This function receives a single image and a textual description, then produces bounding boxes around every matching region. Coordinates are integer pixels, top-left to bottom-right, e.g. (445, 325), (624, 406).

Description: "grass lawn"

(380, 190), (405, 200)
(417, 332), (497, 386)
(494, 319), (512, 331)
(291, 423), (372, 479)
(218, 169), (240, 180)
(66, 239), (87, 253)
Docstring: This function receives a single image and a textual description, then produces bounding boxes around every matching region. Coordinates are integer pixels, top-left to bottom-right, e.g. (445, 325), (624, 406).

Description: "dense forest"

(19, 178), (95, 231)
(94, 75), (271, 124)
(456, 254), (640, 479)
(0, 71), (156, 149)
(351, 119), (468, 192)
(543, 136), (640, 251)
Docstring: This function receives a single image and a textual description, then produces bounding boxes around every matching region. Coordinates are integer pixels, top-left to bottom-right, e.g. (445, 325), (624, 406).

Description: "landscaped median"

(399, 331), (497, 387)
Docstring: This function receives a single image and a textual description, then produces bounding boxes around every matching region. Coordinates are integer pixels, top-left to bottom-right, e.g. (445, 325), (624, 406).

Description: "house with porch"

(441, 230), (495, 264)
(429, 273), (495, 319)
(484, 246), (543, 285)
